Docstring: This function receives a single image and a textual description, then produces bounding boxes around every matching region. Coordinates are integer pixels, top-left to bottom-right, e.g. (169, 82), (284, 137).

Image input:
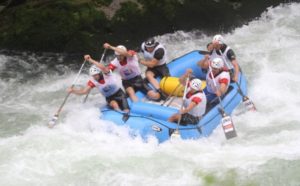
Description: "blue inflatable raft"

(100, 50), (247, 143)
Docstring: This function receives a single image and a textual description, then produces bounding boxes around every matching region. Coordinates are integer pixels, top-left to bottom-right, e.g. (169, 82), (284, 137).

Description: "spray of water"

(1, 2), (300, 185)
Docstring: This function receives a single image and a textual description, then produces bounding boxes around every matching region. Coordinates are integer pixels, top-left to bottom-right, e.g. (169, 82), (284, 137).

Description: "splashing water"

(1, 3), (300, 186)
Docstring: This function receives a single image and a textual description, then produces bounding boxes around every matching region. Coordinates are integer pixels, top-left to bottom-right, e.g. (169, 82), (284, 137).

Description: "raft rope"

(100, 83), (239, 132)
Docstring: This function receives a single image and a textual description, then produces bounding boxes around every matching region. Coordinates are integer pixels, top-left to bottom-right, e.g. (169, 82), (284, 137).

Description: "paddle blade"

(48, 115), (58, 128)
(170, 129), (181, 139)
(221, 115), (237, 140)
(122, 113), (130, 122)
(243, 97), (256, 111)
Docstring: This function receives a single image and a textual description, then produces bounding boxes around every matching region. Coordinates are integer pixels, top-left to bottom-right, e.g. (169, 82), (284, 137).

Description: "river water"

(1, 2), (300, 186)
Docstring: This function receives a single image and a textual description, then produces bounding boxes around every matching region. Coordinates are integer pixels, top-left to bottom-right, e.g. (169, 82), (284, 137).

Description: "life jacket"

(141, 42), (168, 66)
(183, 89), (207, 117)
(89, 73), (120, 97)
(109, 51), (141, 80)
(206, 68), (230, 94)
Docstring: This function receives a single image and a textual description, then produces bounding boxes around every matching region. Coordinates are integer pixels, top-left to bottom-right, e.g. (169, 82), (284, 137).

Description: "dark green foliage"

(0, 0), (109, 53)
(0, 0), (290, 54)
(92, 0), (113, 6)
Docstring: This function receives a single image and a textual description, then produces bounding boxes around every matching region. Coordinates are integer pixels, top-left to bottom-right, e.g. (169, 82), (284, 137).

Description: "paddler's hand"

(186, 68), (193, 76)
(84, 55), (91, 62)
(207, 43), (214, 52)
(215, 89), (222, 97)
(103, 43), (112, 49)
(67, 87), (74, 93)
(179, 108), (186, 114)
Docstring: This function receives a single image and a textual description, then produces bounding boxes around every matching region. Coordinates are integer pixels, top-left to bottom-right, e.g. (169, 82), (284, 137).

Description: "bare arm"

(179, 68), (193, 86)
(84, 55), (110, 73)
(231, 59), (240, 82)
(103, 43), (133, 57)
(139, 58), (159, 68)
(197, 54), (210, 69)
(180, 102), (197, 114)
(207, 43), (214, 52)
(67, 86), (92, 95)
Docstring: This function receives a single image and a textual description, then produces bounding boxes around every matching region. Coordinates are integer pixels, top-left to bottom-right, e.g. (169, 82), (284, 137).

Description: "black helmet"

(144, 38), (156, 48)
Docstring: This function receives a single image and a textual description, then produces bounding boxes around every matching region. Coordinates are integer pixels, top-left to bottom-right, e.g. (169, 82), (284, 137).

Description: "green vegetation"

(0, 0), (111, 53)
(0, 0), (286, 53)
(0, 0), (152, 52)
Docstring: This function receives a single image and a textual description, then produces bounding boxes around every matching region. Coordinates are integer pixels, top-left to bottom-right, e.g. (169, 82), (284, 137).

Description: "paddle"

(209, 66), (237, 140)
(218, 50), (256, 111)
(48, 60), (87, 128)
(160, 83), (182, 106)
(235, 81), (256, 111)
(166, 84), (183, 107)
(171, 75), (190, 139)
(83, 48), (107, 103)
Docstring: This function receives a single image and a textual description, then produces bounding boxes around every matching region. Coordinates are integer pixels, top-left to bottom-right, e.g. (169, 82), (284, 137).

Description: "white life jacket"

(210, 46), (233, 70)
(90, 73), (120, 97)
(206, 69), (230, 94)
(110, 54), (141, 80)
(183, 89), (207, 117)
(141, 43), (168, 66)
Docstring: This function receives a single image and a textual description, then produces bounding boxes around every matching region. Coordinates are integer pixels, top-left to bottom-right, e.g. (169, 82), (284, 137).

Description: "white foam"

(1, 2), (300, 185)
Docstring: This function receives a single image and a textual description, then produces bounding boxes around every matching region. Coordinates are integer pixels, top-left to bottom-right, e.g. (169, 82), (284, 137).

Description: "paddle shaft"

(161, 82), (182, 106)
(83, 49), (107, 103)
(218, 50), (256, 111)
(55, 60), (87, 116)
(209, 67), (224, 108)
(209, 66), (237, 139)
(176, 76), (190, 131)
(166, 84), (183, 107)
(218, 51), (250, 99)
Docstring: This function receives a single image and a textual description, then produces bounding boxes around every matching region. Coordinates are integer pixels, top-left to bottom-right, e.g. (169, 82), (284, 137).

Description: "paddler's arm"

(103, 43), (133, 57)
(179, 68), (193, 85)
(180, 102), (197, 114)
(84, 54), (110, 74)
(227, 49), (239, 82)
(197, 54), (210, 69)
(67, 86), (92, 95)
(139, 58), (159, 68)
(231, 59), (239, 82)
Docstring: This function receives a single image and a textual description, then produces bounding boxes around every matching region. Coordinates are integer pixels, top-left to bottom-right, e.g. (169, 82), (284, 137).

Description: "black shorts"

(180, 113), (200, 125)
(146, 64), (170, 78)
(122, 75), (153, 94)
(106, 89), (129, 110)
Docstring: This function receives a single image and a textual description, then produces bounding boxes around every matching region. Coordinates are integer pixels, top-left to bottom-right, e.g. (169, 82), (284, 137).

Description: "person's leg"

(118, 90), (130, 113)
(135, 75), (161, 101)
(146, 70), (160, 90)
(168, 113), (180, 123)
(109, 100), (120, 111)
(155, 65), (170, 100)
(147, 90), (160, 100)
(126, 86), (138, 102)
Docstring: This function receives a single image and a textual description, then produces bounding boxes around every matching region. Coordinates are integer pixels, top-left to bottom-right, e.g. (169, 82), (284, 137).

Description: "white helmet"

(190, 78), (202, 90)
(115, 45), (127, 55)
(211, 57), (224, 69)
(89, 65), (101, 76)
(212, 34), (225, 44)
